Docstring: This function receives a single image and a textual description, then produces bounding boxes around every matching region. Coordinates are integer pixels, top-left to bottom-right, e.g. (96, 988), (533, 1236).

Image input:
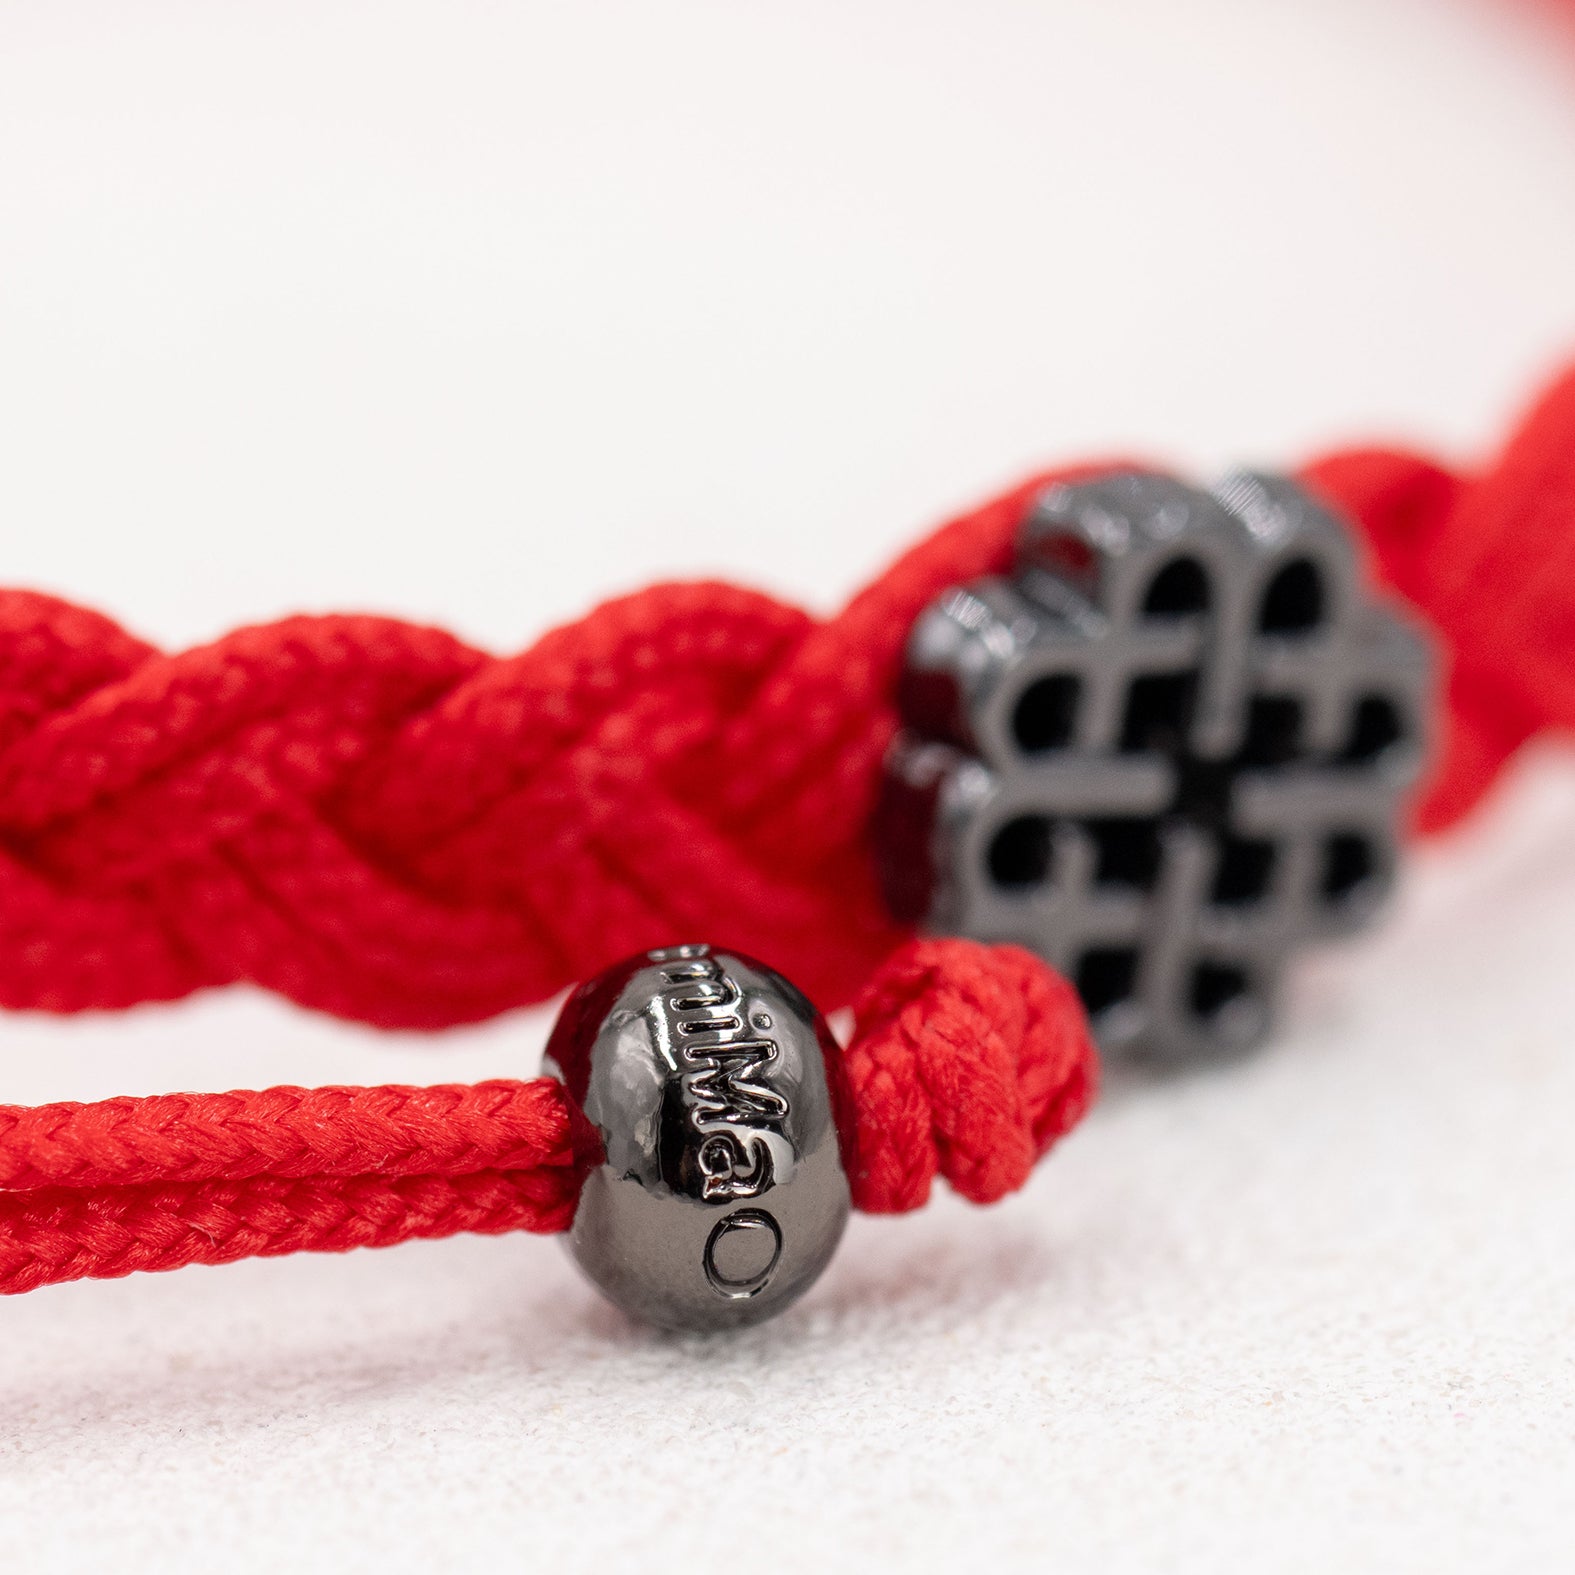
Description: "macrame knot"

(836, 937), (1097, 1213)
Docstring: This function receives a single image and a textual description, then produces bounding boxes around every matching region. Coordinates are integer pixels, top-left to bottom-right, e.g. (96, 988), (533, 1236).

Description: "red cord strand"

(1305, 364), (1575, 833)
(0, 1075), (603, 1291)
(0, 938), (1098, 1292)
(0, 1078), (599, 1191)
(0, 1170), (579, 1296)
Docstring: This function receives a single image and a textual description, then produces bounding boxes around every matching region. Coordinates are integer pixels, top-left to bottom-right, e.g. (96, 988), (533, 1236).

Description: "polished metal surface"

(878, 469), (1433, 1061)
(543, 944), (850, 1331)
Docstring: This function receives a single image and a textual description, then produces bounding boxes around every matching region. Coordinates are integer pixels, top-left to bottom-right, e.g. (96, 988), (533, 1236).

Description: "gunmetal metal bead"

(879, 469), (1433, 1061)
(543, 945), (851, 1332)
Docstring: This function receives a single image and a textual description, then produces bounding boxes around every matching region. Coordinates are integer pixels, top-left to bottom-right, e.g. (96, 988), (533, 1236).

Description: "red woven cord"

(2, 367), (1571, 1029)
(0, 938), (1097, 1292)
(1304, 364), (1575, 833)
(0, 1077), (596, 1191)
(0, 1171), (580, 1297)
(0, 466), (1115, 1026)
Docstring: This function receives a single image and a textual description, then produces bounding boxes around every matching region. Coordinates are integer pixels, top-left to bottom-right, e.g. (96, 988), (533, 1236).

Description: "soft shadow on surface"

(637, 1212), (1066, 1368)
(0, 1204), (1071, 1458)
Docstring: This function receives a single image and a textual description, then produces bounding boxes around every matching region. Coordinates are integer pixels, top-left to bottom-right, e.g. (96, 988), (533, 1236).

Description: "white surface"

(2, 1), (1575, 1570)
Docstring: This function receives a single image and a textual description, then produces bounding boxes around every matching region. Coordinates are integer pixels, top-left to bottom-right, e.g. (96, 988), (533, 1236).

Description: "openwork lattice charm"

(878, 470), (1433, 1059)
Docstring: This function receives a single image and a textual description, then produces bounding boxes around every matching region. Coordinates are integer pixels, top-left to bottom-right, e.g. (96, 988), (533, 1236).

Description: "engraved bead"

(543, 945), (850, 1332)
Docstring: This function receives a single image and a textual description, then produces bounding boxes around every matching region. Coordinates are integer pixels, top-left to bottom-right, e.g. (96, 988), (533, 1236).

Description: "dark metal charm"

(543, 945), (850, 1331)
(879, 470), (1433, 1060)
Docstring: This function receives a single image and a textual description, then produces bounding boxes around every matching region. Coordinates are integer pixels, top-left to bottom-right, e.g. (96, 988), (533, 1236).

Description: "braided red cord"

(0, 1078), (597, 1191)
(0, 938), (1097, 1292)
(3, 366), (1572, 1294)
(3, 369), (1573, 1032)
(0, 1172), (580, 1297)
(0, 1076), (601, 1291)
(1, 0), (1572, 1302)
(0, 476), (1086, 1026)
(2, 367), (1572, 1293)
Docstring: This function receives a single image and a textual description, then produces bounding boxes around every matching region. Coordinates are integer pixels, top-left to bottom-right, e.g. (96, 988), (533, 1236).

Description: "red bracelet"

(1, 360), (1571, 1326)
(6, 0), (1575, 1328)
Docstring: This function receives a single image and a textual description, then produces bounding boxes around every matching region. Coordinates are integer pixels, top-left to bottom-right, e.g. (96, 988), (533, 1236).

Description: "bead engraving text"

(652, 949), (790, 1206)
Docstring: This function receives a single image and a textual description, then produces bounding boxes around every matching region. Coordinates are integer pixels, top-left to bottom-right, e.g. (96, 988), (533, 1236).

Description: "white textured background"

(2, 2), (1575, 1570)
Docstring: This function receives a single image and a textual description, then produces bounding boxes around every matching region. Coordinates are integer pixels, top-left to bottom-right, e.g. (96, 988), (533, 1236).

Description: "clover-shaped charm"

(878, 470), (1433, 1059)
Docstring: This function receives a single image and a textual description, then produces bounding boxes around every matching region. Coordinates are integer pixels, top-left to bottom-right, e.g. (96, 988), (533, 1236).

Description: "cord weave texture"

(2, 366), (1571, 1026)
(839, 940), (1095, 1213)
(0, 938), (1097, 1291)
(1306, 365), (1575, 833)
(0, 1172), (578, 1297)
(0, 1077), (600, 1293)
